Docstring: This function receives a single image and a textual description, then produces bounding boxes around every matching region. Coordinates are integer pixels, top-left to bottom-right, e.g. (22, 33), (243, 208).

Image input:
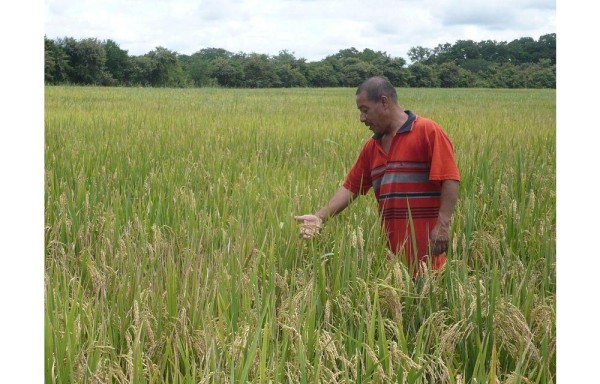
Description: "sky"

(44, 0), (556, 62)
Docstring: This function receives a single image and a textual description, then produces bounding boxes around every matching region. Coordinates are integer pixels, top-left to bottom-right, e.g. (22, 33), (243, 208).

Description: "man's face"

(356, 91), (386, 135)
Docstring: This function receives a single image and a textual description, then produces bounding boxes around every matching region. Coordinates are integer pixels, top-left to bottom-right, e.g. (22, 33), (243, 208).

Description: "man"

(294, 76), (460, 274)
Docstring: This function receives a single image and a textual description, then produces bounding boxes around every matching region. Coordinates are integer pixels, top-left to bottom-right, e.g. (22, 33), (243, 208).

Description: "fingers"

(300, 226), (319, 239)
(294, 215), (323, 239)
(429, 239), (449, 255)
(294, 215), (318, 223)
(299, 222), (321, 237)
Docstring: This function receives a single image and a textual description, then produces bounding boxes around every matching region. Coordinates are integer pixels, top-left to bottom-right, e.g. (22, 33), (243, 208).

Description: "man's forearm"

(316, 186), (357, 222)
(437, 180), (459, 226)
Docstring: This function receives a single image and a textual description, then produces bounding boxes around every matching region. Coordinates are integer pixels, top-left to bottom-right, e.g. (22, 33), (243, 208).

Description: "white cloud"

(44, 0), (556, 61)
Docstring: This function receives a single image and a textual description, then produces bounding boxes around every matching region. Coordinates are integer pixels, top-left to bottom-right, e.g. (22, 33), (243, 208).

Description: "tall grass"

(45, 86), (555, 383)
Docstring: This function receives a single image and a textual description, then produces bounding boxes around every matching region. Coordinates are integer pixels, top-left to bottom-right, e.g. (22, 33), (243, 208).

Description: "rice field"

(44, 86), (555, 383)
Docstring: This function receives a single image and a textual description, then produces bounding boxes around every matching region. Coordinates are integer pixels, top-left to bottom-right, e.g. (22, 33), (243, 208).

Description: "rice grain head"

(494, 300), (539, 361)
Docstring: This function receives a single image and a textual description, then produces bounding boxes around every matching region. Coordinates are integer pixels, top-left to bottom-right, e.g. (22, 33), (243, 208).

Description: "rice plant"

(45, 86), (555, 383)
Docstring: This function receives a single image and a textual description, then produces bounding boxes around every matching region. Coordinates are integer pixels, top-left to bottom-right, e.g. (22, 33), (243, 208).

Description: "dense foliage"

(44, 34), (555, 88)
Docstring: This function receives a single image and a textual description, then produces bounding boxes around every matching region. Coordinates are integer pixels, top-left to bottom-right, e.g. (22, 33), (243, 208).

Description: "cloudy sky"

(44, 0), (556, 62)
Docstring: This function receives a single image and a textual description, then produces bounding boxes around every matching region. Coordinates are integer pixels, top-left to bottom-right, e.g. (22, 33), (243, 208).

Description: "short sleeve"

(343, 141), (374, 195)
(426, 121), (461, 181)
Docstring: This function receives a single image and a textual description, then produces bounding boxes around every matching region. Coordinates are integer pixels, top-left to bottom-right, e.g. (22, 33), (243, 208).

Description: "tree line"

(44, 33), (555, 89)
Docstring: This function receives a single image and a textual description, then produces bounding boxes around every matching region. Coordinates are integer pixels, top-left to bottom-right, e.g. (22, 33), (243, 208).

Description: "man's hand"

(294, 214), (323, 239)
(429, 223), (450, 256)
(429, 180), (459, 255)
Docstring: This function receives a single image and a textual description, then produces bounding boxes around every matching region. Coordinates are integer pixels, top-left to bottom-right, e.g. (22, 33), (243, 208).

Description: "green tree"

(181, 48), (236, 87)
(430, 42), (453, 64)
(536, 34), (556, 64)
(333, 47), (360, 60)
(272, 50), (308, 87)
(437, 62), (462, 88)
(519, 59), (556, 88)
(407, 63), (438, 87)
(407, 46), (433, 64)
(477, 40), (509, 63)
(241, 53), (279, 88)
(372, 55), (408, 87)
(211, 57), (244, 87)
(488, 63), (522, 88)
(144, 47), (186, 87)
(128, 55), (154, 86)
(44, 36), (70, 84)
(60, 37), (111, 85)
(103, 39), (130, 85)
(507, 37), (537, 64)
(306, 61), (339, 87)
(357, 48), (380, 62)
(195, 47), (234, 62)
(180, 54), (213, 86)
(451, 40), (481, 60)
(531, 59), (555, 88)
(43, 34), (554, 89)
(274, 64), (308, 87)
(339, 57), (377, 87)
(459, 58), (493, 74)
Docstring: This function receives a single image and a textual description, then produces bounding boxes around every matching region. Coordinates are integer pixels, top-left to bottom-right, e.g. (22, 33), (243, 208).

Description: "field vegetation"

(45, 86), (555, 383)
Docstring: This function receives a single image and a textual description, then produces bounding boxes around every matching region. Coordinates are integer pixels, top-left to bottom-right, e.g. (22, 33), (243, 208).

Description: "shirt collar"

(372, 110), (417, 139)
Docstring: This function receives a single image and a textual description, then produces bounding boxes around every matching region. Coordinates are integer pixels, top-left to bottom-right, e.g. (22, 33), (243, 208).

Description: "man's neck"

(383, 109), (409, 139)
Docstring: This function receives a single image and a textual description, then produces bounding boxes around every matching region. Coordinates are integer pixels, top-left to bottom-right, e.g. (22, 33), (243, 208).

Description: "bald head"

(356, 76), (398, 104)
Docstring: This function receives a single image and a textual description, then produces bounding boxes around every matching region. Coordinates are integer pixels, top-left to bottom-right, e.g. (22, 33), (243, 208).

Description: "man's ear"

(380, 95), (390, 109)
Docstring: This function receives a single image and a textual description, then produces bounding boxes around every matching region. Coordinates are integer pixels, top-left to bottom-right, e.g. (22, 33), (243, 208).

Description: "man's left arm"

(429, 179), (460, 255)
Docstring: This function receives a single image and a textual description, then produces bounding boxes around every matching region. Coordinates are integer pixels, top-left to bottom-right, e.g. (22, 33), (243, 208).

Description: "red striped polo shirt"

(343, 111), (460, 271)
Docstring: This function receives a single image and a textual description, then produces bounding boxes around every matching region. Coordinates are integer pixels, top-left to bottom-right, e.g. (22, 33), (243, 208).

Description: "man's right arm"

(294, 186), (358, 239)
(315, 186), (358, 221)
